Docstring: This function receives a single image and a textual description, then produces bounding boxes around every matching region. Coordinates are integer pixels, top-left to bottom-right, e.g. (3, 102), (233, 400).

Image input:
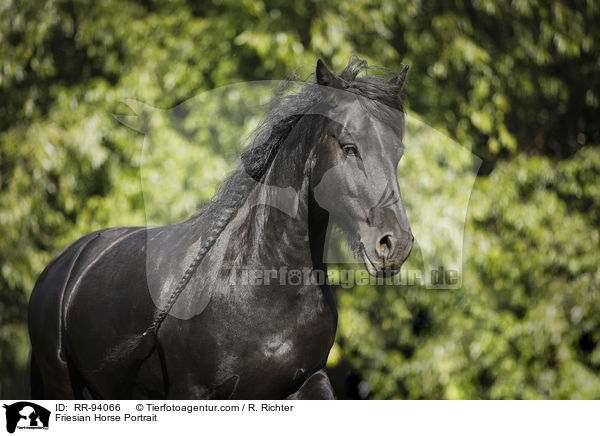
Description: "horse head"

(311, 59), (413, 276)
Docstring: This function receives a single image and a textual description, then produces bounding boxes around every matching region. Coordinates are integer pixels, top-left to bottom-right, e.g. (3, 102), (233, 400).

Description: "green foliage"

(1, 0), (598, 398)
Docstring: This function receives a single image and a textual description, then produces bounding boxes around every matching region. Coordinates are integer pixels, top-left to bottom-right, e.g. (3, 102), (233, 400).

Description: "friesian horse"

(28, 57), (413, 399)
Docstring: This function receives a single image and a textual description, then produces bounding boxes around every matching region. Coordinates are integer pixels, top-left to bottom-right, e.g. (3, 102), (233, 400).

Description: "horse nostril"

(377, 234), (395, 259)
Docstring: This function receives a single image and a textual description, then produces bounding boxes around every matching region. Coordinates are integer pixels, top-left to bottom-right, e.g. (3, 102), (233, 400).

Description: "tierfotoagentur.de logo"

(2, 402), (50, 433)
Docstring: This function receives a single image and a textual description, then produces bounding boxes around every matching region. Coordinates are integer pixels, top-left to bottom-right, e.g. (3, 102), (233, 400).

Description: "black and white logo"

(2, 402), (50, 434)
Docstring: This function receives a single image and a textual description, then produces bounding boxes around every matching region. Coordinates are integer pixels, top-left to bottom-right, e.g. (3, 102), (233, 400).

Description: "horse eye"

(342, 144), (358, 156)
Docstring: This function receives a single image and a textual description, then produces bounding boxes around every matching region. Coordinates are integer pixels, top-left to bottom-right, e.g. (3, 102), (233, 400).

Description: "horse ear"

(389, 65), (409, 108)
(316, 59), (344, 89)
(390, 65), (409, 91)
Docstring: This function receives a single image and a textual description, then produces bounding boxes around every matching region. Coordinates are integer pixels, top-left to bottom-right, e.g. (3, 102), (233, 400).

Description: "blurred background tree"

(1, 0), (598, 398)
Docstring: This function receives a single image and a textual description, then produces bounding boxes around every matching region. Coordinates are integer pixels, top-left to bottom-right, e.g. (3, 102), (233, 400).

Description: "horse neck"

(241, 127), (328, 270)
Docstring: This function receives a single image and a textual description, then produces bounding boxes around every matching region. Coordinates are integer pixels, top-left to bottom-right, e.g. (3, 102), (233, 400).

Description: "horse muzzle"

(361, 230), (413, 277)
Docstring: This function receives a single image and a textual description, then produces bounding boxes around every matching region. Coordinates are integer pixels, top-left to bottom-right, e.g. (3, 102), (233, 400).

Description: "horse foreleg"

(285, 369), (334, 400)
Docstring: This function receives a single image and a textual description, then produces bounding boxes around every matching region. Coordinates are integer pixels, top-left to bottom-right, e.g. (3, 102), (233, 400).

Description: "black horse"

(28, 57), (413, 399)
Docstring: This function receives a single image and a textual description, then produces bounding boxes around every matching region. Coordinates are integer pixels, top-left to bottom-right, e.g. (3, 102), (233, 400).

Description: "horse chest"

(251, 297), (335, 376)
(220, 290), (334, 376)
(173, 284), (336, 398)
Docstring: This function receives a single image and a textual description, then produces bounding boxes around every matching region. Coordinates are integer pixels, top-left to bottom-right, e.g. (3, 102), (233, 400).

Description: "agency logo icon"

(2, 402), (50, 434)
